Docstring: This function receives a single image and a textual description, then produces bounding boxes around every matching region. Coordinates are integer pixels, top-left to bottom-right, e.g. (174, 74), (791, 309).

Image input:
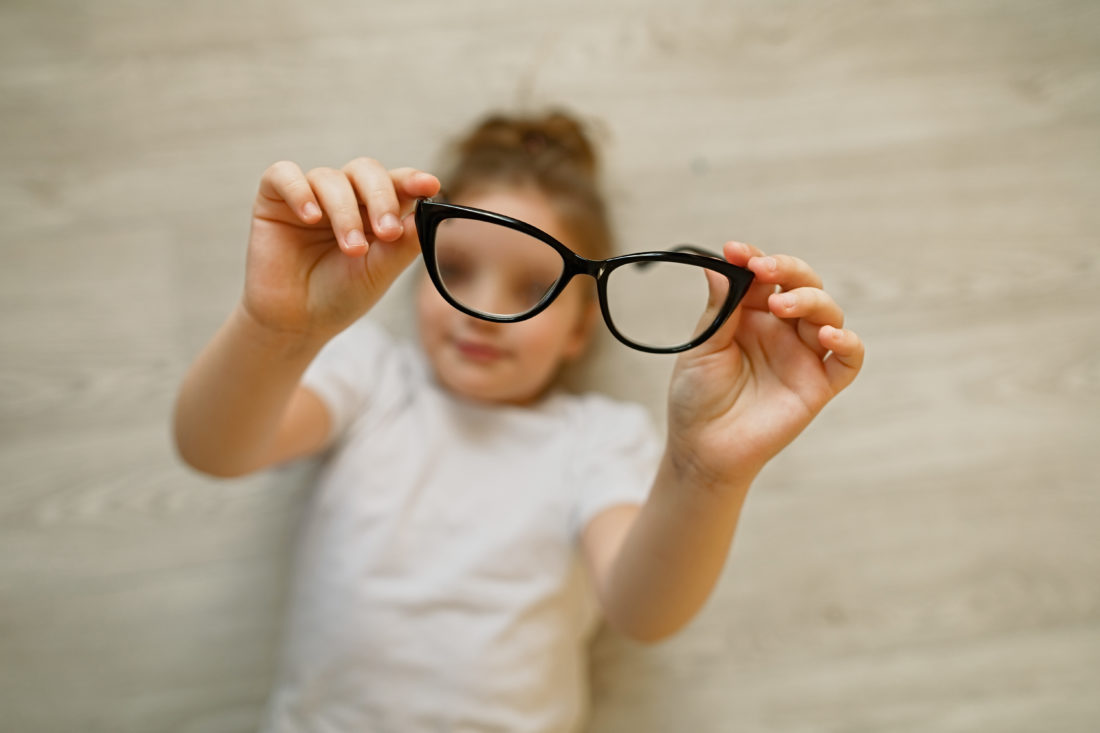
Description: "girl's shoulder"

(302, 317), (425, 437)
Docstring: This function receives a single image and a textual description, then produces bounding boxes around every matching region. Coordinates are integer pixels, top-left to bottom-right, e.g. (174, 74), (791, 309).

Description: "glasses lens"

(432, 217), (565, 318)
(604, 260), (729, 350)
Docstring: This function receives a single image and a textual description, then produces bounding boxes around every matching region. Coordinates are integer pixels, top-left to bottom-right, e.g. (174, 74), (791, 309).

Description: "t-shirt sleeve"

(300, 317), (398, 442)
(568, 396), (664, 540)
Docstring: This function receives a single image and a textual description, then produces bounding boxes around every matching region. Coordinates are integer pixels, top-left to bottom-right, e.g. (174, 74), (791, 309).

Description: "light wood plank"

(2, 1), (1098, 731)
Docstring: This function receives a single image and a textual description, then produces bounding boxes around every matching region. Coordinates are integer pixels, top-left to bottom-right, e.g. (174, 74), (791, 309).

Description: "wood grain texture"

(1, 1), (1098, 731)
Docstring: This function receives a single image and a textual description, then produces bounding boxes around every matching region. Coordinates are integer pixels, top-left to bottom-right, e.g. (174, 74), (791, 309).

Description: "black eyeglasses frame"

(414, 198), (755, 354)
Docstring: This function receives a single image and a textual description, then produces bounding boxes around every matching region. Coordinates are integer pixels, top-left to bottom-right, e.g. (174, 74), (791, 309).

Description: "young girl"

(173, 111), (864, 732)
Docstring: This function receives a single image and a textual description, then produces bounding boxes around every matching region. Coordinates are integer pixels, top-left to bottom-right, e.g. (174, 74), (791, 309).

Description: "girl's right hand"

(241, 158), (441, 343)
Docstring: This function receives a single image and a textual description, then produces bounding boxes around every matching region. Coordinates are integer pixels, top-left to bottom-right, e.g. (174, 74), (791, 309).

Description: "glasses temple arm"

(634, 244), (725, 270)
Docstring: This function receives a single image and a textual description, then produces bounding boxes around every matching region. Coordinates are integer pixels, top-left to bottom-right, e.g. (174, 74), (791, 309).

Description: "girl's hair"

(437, 110), (613, 261)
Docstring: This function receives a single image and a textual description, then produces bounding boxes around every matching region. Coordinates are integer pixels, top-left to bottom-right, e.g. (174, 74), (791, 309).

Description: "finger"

(820, 326), (865, 392)
(700, 266), (733, 337)
(361, 215), (426, 295)
(747, 254), (824, 292)
(769, 286), (845, 357)
(684, 267), (746, 357)
(768, 287), (844, 328)
(306, 167), (368, 256)
(722, 241), (775, 311)
(258, 160), (322, 223)
(342, 157), (404, 243)
(389, 168), (441, 217)
(722, 240), (766, 267)
(703, 267), (730, 310)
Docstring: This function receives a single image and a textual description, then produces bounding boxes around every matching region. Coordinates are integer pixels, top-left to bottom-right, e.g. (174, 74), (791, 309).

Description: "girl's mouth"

(453, 338), (507, 363)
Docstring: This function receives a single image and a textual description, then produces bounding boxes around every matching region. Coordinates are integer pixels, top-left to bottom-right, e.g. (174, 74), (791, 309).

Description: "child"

(173, 110), (864, 732)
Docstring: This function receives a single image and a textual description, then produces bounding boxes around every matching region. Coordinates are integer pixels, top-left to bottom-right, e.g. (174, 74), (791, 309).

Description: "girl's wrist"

(231, 300), (330, 361)
(658, 438), (759, 502)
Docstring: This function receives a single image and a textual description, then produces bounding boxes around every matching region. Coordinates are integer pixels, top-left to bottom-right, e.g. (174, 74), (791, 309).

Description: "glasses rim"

(414, 197), (755, 354)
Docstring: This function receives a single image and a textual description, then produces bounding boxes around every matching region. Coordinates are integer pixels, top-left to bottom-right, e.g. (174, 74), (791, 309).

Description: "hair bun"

(439, 107), (613, 260)
(458, 110), (599, 178)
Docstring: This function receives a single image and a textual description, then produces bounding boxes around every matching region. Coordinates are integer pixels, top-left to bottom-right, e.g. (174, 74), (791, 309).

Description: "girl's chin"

(438, 369), (509, 402)
(437, 370), (541, 407)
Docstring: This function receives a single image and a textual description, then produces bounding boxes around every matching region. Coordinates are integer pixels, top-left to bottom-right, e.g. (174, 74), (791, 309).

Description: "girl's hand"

(665, 241), (865, 490)
(241, 158), (440, 342)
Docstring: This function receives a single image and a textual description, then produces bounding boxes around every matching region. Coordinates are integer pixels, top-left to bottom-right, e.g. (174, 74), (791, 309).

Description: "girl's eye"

(514, 278), (553, 308)
(437, 258), (471, 285)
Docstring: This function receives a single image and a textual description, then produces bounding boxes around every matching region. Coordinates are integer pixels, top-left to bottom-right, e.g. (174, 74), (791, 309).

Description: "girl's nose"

(467, 272), (517, 316)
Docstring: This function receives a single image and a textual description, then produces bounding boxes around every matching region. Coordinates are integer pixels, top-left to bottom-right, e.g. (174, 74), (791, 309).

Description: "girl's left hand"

(665, 241), (865, 491)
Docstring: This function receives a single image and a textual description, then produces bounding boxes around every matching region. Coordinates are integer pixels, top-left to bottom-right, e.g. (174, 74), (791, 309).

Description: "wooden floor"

(2, 1), (1098, 731)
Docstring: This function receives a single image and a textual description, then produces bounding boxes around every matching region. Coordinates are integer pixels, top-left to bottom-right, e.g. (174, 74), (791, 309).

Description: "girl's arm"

(583, 242), (865, 643)
(172, 159), (440, 478)
(172, 303), (331, 477)
(582, 457), (754, 643)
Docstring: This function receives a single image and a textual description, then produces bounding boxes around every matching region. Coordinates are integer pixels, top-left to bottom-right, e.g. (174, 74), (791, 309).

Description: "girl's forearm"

(599, 453), (756, 643)
(172, 302), (326, 477)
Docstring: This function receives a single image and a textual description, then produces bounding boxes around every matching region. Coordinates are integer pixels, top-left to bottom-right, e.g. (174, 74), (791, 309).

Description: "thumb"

(360, 211), (424, 295)
(685, 267), (744, 357)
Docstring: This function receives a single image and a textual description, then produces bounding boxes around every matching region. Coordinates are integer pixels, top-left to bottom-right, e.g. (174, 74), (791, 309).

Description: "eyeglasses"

(414, 198), (755, 354)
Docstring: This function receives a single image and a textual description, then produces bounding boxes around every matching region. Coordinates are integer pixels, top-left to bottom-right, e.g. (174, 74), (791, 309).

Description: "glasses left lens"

(433, 217), (565, 318)
(603, 259), (729, 351)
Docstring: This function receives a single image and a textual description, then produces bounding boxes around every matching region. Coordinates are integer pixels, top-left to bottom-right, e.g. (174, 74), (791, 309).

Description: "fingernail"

(763, 256), (777, 272)
(303, 202), (321, 219)
(777, 293), (795, 308)
(346, 229), (366, 248)
(380, 213), (401, 233)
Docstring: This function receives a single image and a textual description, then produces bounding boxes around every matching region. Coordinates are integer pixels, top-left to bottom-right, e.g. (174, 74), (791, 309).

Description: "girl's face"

(416, 187), (596, 406)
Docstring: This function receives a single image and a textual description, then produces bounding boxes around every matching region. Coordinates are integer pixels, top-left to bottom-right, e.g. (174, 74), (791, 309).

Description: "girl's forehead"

(452, 188), (572, 243)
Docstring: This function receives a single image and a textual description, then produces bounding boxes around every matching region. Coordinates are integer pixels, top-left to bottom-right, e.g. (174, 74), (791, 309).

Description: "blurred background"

(2, 1), (1098, 731)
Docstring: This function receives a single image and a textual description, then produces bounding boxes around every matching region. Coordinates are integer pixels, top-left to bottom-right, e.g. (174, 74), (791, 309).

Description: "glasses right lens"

(604, 259), (728, 350)
(433, 217), (565, 318)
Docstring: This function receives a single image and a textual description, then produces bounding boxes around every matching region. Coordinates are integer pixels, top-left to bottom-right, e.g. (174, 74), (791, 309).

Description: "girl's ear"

(564, 298), (600, 361)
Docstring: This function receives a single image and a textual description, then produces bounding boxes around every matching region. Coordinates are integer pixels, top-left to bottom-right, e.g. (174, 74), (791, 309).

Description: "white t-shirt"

(260, 318), (662, 733)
